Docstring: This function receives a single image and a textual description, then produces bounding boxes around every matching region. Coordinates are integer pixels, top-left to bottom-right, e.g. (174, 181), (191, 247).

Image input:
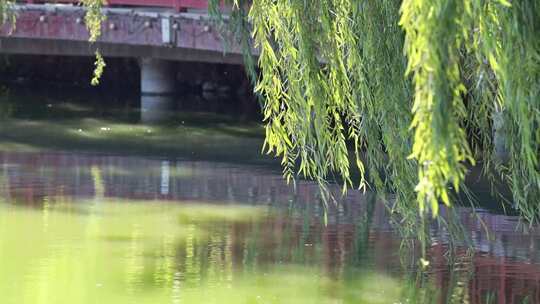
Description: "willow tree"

(0, 0), (538, 220)
(219, 0), (540, 221)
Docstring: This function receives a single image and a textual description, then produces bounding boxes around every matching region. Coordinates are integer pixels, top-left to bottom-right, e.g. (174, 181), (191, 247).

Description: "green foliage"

(401, 0), (475, 214)
(0, 0), (15, 31)
(81, 0), (105, 43)
(242, 0), (539, 221)
(90, 51), (106, 86)
(476, 0), (540, 221)
(208, 0), (259, 95)
(247, 0), (417, 219)
(250, 0), (364, 191)
(80, 0), (106, 86)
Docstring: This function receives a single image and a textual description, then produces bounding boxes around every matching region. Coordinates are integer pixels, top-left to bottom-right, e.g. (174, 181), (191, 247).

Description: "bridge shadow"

(0, 87), (276, 169)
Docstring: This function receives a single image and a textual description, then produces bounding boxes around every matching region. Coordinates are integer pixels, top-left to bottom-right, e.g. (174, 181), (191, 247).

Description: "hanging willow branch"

(81, 0), (105, 42)
(401, 0), (475, 215)
(0, 0), (15, 31)
(477, 0), (540, 220)
(243, 0), (539, 221)
(208, 0), (258, 86)
(81, 0), (106, 85)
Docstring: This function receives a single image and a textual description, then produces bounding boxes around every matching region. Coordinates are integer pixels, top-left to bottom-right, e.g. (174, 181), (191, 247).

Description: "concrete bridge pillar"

(140, 58), (175, 123)
(140, 58), (176, 95)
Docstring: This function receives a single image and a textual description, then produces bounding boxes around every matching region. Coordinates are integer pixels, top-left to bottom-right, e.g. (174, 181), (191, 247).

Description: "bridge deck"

(21, 0), (212, 12)
(0, 2), (247, 64)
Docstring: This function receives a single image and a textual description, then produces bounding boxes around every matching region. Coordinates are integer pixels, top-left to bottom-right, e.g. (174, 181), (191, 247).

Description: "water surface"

(0, 90), (539, 303)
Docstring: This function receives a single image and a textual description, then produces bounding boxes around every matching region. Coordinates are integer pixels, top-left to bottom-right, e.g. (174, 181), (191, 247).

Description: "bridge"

(0, 0), (246, 96)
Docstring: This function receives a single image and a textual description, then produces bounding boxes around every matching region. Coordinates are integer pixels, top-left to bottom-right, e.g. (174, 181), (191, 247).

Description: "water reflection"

(0, 151), (539, 303)
(0, 82), (538, 304)
(0, 90), (267, 165)
(140, 95), (175, 124)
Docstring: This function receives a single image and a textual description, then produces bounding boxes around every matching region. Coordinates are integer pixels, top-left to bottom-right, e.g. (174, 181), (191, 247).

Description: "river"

(0, 88), (538, 303)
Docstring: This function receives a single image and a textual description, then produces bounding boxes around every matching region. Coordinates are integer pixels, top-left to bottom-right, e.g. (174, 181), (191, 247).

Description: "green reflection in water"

(0, 199), (408, 304)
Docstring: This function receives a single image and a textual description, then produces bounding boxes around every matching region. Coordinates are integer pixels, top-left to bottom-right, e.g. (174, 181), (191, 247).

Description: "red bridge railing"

(23, 0), (210, 11)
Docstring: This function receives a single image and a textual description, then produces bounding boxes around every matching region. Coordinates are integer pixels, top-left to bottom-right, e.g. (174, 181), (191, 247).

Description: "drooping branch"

(244, 0), (539, 220)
